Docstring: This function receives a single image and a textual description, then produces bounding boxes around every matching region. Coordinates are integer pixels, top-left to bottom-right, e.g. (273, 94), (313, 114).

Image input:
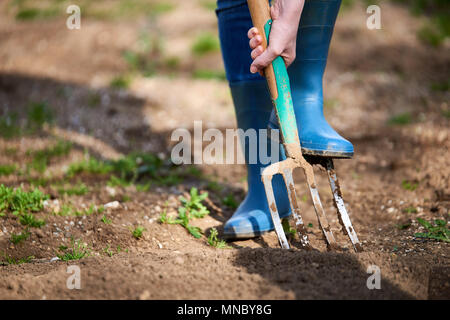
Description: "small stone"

(104, 201), (120, 209)
(35, 230), (44, 238)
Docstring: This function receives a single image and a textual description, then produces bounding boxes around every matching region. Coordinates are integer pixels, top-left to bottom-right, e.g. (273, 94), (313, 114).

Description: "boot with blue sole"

(223, 81), (292, 239)
(268, 0), (354, 159)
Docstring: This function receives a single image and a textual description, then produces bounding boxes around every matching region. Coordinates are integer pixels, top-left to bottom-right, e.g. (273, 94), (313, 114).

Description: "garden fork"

(248, 0), (361, 252)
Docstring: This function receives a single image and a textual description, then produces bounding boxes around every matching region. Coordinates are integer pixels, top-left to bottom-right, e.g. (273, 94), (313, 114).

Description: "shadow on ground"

(233, 248), (416, 299)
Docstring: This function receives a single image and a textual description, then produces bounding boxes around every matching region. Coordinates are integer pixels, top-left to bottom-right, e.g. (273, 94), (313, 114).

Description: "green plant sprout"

(207, 228), (230, 249)
(57, 238), (91, 261)
(414, 218), (449, 242)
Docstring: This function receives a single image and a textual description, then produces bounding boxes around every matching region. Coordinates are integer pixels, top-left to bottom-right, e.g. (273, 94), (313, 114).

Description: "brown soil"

(0, 1), (449, 300)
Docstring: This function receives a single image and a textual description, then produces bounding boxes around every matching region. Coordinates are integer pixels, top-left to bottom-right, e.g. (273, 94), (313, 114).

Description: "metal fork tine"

(325, 159), (362, 252)
(261, 174), (290, 249)
(281, 168), (311, 248)
(301, 162), (338, 250)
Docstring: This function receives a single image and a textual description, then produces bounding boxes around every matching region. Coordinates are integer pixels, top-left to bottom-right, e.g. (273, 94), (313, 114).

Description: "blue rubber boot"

(223, 81), (291, 239)
(268, 0), (354, 158)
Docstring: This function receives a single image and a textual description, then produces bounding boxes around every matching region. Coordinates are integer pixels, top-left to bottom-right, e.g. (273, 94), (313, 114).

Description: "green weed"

(192, 33), (220, 56)
(19, 212), (45, 228)
(10, 229), (31, 244)
(0, 252), (34, 265)
(282, 218), (296, 237)
(28, 140), (72, 173)
(151, 2), (174, 14)
(180, 188), (210, 218)
(206, 180), (223, 192)
(164, 56), (180, 70)
(103, 245), (124, 257)
(57, 238), (91, 261)
(27, 102), (53, 130)
(0, 164), (16, 176)
(388, 112), (412, 126)
(132, 226), (145, 239)
(28, 177), (50, 188)
(0, 113), (21, 138)
(66, 157), (113, 177)
(415, 218), (449, 242)
(340, 0), (355, 11)
(101, 214), (112, 225)
(122, 32), (164, 76)
(402, 180), (419, 191)
(66, 153), (200, 189)
(396, 222), (412, 230)
(107, 175), (132, 187)
(159, 210), (177, 224)
(222, 194), (238, 209)
(87, 92), (101, 108)
(110, 76), (131, 89)
(103, 245), (114, 257)
(16, 7), (58, 21)
(417, 13), (449, 47)
(57, 183), (89, 196)
(200, 0), (216, 10)
(0, 184), (49, 216)
(431, 80), (450, 92)
(121, 194), (131, 202)
(192, 69), (226, 80)
(159, 188), (210, 238)
(403, 206), (418, 214)
(135, 183), (150, 192)
(207, 227), (230, 249)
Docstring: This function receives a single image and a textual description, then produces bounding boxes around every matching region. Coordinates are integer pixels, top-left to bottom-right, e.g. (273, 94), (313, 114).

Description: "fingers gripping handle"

(247, 0), (301, 155)
(247, 0), (277, 97)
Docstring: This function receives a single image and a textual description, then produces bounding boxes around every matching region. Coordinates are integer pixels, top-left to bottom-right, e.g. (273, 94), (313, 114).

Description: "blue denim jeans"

(216, 0), (265, 84)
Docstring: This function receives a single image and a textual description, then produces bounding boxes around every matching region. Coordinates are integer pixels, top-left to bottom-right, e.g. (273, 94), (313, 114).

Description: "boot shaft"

(289, 0), (342, 98)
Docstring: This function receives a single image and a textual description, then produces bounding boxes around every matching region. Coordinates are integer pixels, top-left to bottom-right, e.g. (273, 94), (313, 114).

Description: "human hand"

(248, 0), (304, 75)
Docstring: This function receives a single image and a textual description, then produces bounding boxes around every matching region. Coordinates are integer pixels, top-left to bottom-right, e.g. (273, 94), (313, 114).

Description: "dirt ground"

(0, 1), (449, 300)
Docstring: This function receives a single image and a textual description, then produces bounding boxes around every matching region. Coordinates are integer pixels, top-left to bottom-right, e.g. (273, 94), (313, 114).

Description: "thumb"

(250, 46), (279, 73)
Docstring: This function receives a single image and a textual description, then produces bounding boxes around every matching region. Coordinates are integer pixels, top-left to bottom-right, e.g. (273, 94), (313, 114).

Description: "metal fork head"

(262, 154), (362, 252)
(261, 158), (311, 250)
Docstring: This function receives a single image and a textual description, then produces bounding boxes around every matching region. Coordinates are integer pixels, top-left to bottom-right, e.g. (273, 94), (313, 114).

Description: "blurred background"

(0, 0), (449, 299)
(0, 0), (448, 151)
